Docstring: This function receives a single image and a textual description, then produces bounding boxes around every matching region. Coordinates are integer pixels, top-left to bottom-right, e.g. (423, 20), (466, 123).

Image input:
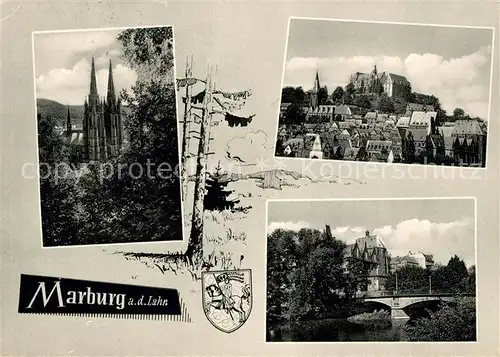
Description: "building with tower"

(310, 70), (321, 109)
(348, 65), (411, 98)
(61, 57), (123, 162)
(344, 230), (391, 292)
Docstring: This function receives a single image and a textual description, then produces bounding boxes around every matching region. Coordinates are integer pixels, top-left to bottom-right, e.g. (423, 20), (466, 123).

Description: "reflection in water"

(268, 318), (409, 342)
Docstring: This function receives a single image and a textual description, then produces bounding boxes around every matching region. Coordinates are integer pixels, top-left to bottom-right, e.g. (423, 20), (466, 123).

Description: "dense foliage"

(267, 228), (369, 329)
(405, 296), (476, 341)
(385, 255), (475, 294)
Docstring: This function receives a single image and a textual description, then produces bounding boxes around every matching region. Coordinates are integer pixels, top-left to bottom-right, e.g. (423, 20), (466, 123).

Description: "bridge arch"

(362, 300), (392, 312)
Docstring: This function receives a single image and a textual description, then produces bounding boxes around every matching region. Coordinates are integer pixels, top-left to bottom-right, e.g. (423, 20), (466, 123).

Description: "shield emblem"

(202, 269), (252, 333)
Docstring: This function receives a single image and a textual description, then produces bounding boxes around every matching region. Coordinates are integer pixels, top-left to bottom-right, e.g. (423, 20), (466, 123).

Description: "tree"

(204, 162), (239, 211)
(110, 27), (183, 243)
(446, 255), (469, 290)
(333, 146), (343, 160)
(332, 86), (344, 103)
(405, 297), (476, 341)
(267, 229), (298, 326)
(345, 82), (355, 96)
(374, 80), (384, 95)
(393, 97), (408, 115)
(281, 86), (306, 106)
(267, 227), (349, 323)
(318, 85), (329, 106)
(353, 95), (371, 109)
(355, 145), (369, 161)
(386, 265), (429, 294)
(453, 108), (465, 121)
(425, 135), (435, 163)
(404, 131), (416, 163)
(283, 102), (306, 125)
(37, 113), (81, 246)
(376, 96), (395, 113)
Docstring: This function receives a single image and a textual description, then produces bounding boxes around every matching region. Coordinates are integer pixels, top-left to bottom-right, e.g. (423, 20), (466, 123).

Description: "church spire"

(313, 69), (320, 93)
(107, 59), (116, 106)
(89, 57), (98, 106)
(66, 105), (72, 133)
(311, 69), (321, 109)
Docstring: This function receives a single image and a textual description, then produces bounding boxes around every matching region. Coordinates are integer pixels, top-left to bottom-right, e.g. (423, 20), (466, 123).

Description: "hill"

(36, 98), (84, 126)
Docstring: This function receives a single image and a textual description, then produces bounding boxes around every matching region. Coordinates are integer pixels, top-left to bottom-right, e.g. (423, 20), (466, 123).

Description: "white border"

(264, 196), (478, 344)
(31, 25), (186, 249)
(272, 17), (495, 171)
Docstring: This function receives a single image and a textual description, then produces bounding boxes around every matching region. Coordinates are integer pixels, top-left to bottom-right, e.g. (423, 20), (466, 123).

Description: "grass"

(116, 207), (249, 281)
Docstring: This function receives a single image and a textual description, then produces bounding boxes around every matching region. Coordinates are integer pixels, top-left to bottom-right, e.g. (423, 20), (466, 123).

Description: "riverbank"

(347, 309), (392, 329)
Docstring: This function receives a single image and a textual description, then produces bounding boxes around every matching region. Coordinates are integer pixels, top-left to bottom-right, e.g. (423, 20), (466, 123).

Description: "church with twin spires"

(62, 57), (124, 162)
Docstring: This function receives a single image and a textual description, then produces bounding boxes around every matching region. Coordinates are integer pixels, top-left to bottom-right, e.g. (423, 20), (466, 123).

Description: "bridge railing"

(356, 290), (475, 299)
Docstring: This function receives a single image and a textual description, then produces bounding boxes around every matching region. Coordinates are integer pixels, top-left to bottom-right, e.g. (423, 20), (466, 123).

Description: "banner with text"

(18, 274), (191, 321)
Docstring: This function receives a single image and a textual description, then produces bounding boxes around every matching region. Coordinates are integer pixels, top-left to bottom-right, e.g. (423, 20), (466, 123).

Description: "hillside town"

(275, 67), (487, 166)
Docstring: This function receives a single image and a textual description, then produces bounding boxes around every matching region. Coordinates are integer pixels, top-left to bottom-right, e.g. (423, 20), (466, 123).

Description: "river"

(267, 318), (409, 342)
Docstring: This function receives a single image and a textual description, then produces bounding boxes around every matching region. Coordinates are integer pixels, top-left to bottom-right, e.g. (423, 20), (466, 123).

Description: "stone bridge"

(361, 293), (474, 319)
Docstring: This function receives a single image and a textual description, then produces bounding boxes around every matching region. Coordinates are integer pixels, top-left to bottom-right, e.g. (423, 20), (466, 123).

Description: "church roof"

(381, 72), (410, 85)
(406, 103), (434, 112)
(283, 138), (303, 149)
(60, 130), (85, 146)
(366, 140), (392, 151)
(343, 147), (360, 160)
(365, 112), (377, 119)
(452, 119), (484, 136)
(396, 116), (411, 127)
(410, 111), (433, 130)
(312, 105), (335, 114)
(335, 104), (352, 115)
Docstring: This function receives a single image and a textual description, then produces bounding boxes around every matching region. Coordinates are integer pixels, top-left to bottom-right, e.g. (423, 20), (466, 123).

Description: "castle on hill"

(349, 65), (411, 98)
(61, 57), (124, 162)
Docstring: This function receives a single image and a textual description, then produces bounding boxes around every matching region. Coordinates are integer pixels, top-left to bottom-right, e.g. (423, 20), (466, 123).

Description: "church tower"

(66, 105), (72, 134)
(371, 65), (379, 93)
(105, 59), (121, 157)
(85, 57), (100, 161)
(310, 70), (321, 109)
(82, 57), (123, 162)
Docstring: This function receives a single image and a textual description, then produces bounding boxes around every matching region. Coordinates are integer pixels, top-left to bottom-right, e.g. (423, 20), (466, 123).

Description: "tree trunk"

(185, 68), (213, 267)
(180, 56), (192, 201)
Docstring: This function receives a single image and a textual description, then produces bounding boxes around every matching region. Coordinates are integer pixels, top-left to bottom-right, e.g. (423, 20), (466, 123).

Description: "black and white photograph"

(275, 18), (493, 167)
(266, 198), (476, 342)
(33, 26), (183, 246)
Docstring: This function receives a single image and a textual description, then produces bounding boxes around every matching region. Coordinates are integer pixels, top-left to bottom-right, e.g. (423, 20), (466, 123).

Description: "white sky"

(283, 19), (494, 120)
(268, 198), (476, 267)
(33, 28), (137, 105)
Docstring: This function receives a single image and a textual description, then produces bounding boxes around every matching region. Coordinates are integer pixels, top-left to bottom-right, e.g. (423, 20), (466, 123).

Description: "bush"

(405, 297), (476, 341)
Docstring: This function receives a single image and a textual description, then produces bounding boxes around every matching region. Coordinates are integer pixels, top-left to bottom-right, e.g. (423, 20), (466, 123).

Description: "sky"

(267, 198), (475, 267)
(283, 18), (494, 120)
(33, 28), (138, 105)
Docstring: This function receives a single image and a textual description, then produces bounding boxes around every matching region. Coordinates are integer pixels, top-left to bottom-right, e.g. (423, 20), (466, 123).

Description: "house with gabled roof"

(343, 230), (391, 292)
(451, 119), (487, 165)
(380, 72), (411, 98)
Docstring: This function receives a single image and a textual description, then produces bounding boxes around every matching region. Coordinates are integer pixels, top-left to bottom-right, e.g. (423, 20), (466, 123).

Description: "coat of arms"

(202, 269), (252, 333)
